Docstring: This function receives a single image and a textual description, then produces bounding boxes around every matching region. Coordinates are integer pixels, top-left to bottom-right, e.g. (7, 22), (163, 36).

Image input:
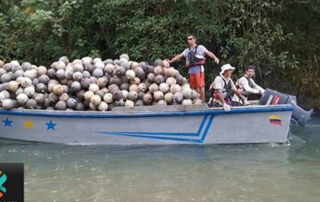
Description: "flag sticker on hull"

(269, 115), (282, 126)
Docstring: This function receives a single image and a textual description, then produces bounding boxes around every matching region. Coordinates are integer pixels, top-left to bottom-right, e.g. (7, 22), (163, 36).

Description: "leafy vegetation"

(0, 0), (319, 109)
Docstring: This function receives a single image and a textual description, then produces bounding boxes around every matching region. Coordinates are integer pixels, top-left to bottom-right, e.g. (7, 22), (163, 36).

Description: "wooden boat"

(0, 104), (293, 145)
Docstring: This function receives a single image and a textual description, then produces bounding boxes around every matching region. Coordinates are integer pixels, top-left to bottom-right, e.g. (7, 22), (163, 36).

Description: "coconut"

(120, 83), (130, 91)
(73, 63), (84, 72)
(84, 91), (94, 101)
(114, 99), (125, 107)
(110, 77), (122, 86)
(24, 86), (35, 98)
(130, 77), (140, 85)
(134, 67), (145, 79)
(73, 72), (83, 81)
(166, 77), (177, 86)
(164, 67), (176, 77)
(21, 62), (32, 70)
(55, 69), (65, 80)
(154, 66), (163, 75)
(135, 91), (143, 100)
(47, 69), (56, 79)
(56, 61), (66, 70)
(154, 59), (164, 67)
(0, 60), (4, 68)
(1, 99), (14, 109)
(125, 100), (134, 107)
(96, 77), (107, 88)
(12, 70), (23, 80)
(32, 78), (39, 86)
(153, 91), (164, 101)
(59, 56), (69, 64)
(98, 101), (109, 111)
(80, 78), (90, 90)
(25, 99), (37, 109)
(193, 98), (202, 105)
(120, 60), (131, 70)
(48, 93), (59, 104)
(147, 73), (155, 83)
(0, 69), (7, 78)
(159, 83), (169, 93)
(154, 75), (164, 85)
(103, 93), (113, 104)
(127, 91), (138, 101)
(129, 84), (139, 92)
(157, 100), (167, 105)
(70, 81), (81, 94)
(89, 76), (98, 84)
(89, 83), (99, 93)
(112, 90), (122, 101)
(85, 64), (95, 73)
(34, 93), (45, 105)
(121, 90), (129, 100)
(65, 69), (74, 80)
(36, 66), (47, 76)
(182, 99), (193, 105)
(120, 54), (129, 61)
(59, 93), (69, 102)
(1, 74), (11, 83)
(0, 83), (8, 92)
(130, 61), (139, 69)
(148, 83), (158, 93)
(173, 92), (183, 103)
(105, 64), (115, 74)
(37, 75), (50, 84)
(0, 91), (10, 101)
(53, 85), (64, 96)
(94, 61), (105, 70)
(164, 92), (173, 104)
(138, 83), (147, 92)
(36, 83), (48, 93)
(8, 81), (19, 92)
(76, 90), (85, 101)
(182, 88), (192, 99)
(89, 102), (97, 110)
(139, 62), (149, 71)
(75, 102), (85, 111)
(90, 95), (102, 106)
(82, 70), (91, 78)
(163, 60), (170, 68)
(16, 93), (28, 104)
(108, 84), (120, 93)
(92, 68), (104, 78)
(133, 100), (143, 106)
(191, 90), (199, 99)
(170, 84), (182, 94)
(126, 70), (135, 80)
(55, 101), (67, 110)
(82, 57), (92, 67)
(115, 66), (126, 77)
(15, 87), (24, 96)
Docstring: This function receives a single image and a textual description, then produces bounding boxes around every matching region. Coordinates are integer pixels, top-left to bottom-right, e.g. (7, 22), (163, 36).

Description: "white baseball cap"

(220, 64), (235, 75)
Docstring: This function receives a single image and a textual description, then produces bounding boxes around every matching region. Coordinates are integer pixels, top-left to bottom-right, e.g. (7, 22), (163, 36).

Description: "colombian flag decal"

(269, 115), (282, 126)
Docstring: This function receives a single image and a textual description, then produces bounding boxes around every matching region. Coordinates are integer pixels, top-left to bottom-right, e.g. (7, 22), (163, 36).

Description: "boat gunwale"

(0, 104), (294, 118)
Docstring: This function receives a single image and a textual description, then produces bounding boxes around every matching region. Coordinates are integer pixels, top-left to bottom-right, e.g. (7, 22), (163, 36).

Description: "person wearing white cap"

(209, 64), (249, 111)
(233, 65), (265, 102)
(167, 33), (219, 102)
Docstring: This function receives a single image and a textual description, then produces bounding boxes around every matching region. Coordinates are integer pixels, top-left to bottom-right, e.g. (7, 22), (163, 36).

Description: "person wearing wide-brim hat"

(209, 64), (249, 111)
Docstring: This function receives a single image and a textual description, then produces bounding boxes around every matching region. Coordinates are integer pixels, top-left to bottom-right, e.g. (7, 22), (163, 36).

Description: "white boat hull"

(0, 105), (293, 145)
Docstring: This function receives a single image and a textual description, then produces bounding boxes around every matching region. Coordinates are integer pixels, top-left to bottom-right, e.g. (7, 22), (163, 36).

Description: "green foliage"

(0, 0), (319, 108)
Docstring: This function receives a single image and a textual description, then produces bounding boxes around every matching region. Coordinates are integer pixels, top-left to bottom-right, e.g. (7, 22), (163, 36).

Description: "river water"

(0, 116), (319, 202)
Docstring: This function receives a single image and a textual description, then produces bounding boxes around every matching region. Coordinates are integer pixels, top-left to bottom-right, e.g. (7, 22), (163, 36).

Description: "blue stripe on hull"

(93, 115), (215, 143)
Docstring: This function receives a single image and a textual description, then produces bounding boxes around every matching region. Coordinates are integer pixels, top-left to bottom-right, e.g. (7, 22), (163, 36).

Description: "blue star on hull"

(2, 118), (13, 127)
(46, 120), (57, 130)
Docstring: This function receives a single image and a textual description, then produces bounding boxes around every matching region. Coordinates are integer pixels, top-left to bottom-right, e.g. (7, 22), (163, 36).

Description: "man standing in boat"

(209, 64), (249, 111)
(167, 33), (220, 102)
(233, 65), (265, 102)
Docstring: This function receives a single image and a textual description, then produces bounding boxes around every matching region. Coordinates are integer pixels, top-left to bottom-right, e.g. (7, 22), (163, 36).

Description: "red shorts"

(190, 72), (205, 88)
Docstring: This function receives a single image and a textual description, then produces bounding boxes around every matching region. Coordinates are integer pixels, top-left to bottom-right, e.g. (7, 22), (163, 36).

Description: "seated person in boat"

(209, 64), (249, 111)
(233, 65), (265, 102)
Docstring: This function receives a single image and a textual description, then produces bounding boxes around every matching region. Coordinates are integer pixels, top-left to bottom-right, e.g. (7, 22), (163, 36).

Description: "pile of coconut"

(0, 55), (202, 111)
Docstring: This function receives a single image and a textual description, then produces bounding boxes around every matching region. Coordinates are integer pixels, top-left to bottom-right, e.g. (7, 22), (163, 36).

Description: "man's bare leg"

(200, 87), (205, 102)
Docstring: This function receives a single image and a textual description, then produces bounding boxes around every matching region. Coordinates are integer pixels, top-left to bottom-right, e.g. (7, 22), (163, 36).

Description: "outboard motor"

(259, 88), (313, 127)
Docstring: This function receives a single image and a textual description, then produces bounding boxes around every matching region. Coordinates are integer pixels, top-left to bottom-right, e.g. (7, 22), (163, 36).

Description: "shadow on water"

(0, 116), (319, 202)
